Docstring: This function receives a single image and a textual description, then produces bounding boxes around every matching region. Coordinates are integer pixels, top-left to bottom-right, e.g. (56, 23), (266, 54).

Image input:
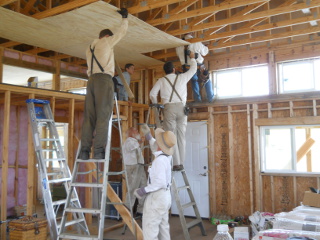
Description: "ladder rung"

(76, 159), (106, 163)
(44, 158), (65, 162)
(58, 233), (98, 240)
(70, 183), (104, 188)
(36, 119), (54, 123)
(60, 218), (86, 228)
(53, 198), (79, 206)
(107, 171), (125, 175)
(65, 207), (101, 214)
(42, 149), (56, 152)
(177, 185), (190, 191)
(186, 218), (202, 229)
(182, 201), (196, 209)
(40, 138), (60, 141)
(47, 172), (62, 176)
(106, 202), (125, 205)
(48, 178), (71, 184)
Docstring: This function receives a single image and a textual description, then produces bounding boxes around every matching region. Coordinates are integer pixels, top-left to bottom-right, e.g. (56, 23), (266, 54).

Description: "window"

(260, 125), (320, 173)
(214, 65), (269, 98)
(278, 58), (320, 93)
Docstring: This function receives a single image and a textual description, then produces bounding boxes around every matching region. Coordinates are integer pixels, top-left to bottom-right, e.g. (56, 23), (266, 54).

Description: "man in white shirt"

(149, 52), (196, 171)
(176, 34), (214, 103)
(123, 127), (147, 215)
(79, 8), (128, 160)
(114, 63), (135, 101)
(134, 124), (177, 240)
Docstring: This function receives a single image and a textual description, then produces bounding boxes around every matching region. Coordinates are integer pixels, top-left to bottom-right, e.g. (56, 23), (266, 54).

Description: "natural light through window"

(278, 58), (320, 93)
(261, 125), (320, 173)
(214, 65), (269, 98)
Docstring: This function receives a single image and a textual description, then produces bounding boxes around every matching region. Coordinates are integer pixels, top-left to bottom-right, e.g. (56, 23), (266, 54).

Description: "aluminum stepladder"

(149, 102), (207, 240)
(26, 98), (89, 240)
(58, 94), (138, 240)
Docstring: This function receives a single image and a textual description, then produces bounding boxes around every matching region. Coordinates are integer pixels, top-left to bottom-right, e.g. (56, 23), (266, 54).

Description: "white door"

(171, 121), (209, 218)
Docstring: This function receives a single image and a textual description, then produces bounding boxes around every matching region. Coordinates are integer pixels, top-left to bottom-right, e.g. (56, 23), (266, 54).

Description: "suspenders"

(90, 45), (104, 75)
(164, 75), (183, 102)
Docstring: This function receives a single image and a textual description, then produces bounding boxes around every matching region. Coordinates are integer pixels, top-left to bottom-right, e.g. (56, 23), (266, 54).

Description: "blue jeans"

(191, 73), (214, 102)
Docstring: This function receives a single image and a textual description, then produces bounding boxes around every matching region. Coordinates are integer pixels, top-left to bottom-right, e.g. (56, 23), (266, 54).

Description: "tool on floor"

(171, 169), (207, 240)
(26, 98), (88, 240)
(58, 94), (139, 240)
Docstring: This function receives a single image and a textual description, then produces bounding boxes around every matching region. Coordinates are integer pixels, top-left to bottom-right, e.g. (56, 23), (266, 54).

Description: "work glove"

(134, 187), (147, 200)
(117, 8), (128, 18)
(141, 124), (152, 140)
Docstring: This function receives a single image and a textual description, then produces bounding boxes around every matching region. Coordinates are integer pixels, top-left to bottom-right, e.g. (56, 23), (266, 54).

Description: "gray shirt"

(115, 71), (131, 101)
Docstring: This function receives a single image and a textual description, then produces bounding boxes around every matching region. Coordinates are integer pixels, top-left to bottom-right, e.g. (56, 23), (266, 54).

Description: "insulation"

(0, 2), (187, 68)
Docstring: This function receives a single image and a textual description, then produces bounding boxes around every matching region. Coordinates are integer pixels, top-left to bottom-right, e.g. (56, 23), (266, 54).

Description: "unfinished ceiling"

(1, 0), (320, 68)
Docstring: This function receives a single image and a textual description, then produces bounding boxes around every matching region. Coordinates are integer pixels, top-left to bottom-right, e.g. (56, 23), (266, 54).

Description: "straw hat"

(155, 128), (177, 156)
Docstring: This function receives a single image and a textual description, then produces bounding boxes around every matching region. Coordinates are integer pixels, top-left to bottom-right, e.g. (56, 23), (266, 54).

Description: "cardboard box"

(303, 191), (320, 208)
(234, 227), (249, 240)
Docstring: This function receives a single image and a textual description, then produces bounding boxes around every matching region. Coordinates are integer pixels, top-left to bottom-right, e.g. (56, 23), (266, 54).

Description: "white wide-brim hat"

(155, 128), (177, 156)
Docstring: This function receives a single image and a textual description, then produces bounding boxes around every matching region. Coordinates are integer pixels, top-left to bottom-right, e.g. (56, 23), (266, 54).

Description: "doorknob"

(199, 172), (207, 177)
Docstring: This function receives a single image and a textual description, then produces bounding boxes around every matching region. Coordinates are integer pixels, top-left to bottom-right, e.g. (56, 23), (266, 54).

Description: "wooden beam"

(0, 48), (3, 83)
(27, 92), (36, 215)
(31, 0), (99, 19)
(0, 0), (16, 6)
(255, 116), (320, 126)
(167, 0), (320, 36)
(188, 14), (320, 44)
(1, 90), (10, 240)
(25, 47), (50, 54)
(21, 0), (37, 14)
(147, 0), (269, 26)
(209, 25), (320, 50)
(53, 60), (61, 90)
(3, 56), (56, 73)
(0, 41), (21, 48)
(128, 0), (184, 14)
(296, 137), (315, 162)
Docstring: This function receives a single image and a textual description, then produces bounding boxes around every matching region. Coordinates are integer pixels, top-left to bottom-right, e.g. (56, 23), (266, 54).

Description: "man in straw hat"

(150, 51), (196, 171)
(134, 124), (176, 240)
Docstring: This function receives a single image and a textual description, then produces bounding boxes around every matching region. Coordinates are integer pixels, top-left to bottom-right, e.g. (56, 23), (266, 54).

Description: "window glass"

(215, 65), (269, 98)
(261, 125), (320, 173)
(278, 58), (320, 93)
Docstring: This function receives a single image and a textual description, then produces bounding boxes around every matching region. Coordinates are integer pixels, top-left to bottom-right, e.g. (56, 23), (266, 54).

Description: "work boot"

(172, 165), (184, 171)
(78, 148), (90, 160)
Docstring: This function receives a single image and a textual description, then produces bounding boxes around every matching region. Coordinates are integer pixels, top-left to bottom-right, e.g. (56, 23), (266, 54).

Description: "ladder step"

(65, 207), (101, 214)
(58, 233), (98, 240)
(36, 119), (54, 123)
(53, 198), (78, 206)
(40, 138), (60, 141)
(177, 185), (190, 191)
(58, 218), (86, 228)
(47, 172), (62, 176)
(42, 149), (56, 152)
(44, 158), (65, 162)
(182, 201), (196, 209)
(48, 178), (71, 184)
(70, 183), (104, 188)
(76, 159), (106, 163)
(186, 218), (202, 229)
(107, 170), (125, 176)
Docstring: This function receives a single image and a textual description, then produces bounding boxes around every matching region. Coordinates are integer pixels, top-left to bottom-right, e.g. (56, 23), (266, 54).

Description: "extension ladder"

(26, 99), (88, 240)
(58, 95), (138, 240)
(171, 170), (207, 240)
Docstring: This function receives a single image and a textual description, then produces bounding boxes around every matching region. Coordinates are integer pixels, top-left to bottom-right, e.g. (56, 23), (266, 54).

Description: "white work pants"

(125, 164), (147, 213)
(142, 189), (171, 240)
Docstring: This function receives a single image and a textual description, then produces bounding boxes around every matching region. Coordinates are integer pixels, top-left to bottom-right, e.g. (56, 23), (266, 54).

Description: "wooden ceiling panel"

(0, 1), (187, 68)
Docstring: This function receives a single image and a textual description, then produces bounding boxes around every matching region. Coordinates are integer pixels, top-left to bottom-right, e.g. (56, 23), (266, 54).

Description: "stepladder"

(58, 95), (141, 240)
(171, 169), (207, 240)
(26, 98), (88, 240)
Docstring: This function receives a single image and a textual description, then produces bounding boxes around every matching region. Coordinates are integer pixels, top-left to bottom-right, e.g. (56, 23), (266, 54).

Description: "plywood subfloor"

(0, 2), (187, 68)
